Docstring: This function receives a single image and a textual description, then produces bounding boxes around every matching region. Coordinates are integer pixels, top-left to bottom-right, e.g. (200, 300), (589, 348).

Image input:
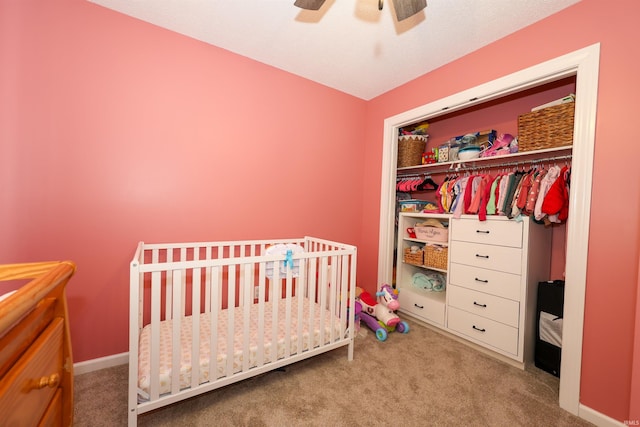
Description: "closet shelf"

(397, 145), (572, 176)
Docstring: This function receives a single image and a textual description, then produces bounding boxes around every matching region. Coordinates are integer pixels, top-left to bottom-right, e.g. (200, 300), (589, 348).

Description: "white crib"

(128, 237), (357, 426)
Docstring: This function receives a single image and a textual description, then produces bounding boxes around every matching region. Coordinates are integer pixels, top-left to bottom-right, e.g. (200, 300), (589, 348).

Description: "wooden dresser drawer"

(451, 218), (523, 248)
(449, 263), (521, 301)
(450, 241), (522, 275)
(447, 285), (520, 327)
(0, 318), (64, 426)
(447, 306), (518, 355)
(399, 288), (445, 326)
(41, 388), (63, 426)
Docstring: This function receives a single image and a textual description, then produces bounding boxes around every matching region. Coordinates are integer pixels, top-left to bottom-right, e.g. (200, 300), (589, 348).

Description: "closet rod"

(397, 154), (572, 179)
(450, 153), (572, 173)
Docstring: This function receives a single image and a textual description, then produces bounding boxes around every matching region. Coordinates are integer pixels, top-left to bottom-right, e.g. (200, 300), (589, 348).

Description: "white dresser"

(396, 213), (552, 366)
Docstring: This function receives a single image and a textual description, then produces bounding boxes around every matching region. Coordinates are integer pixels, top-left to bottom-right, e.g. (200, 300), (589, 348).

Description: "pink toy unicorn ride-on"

(357, 284), (409, 341)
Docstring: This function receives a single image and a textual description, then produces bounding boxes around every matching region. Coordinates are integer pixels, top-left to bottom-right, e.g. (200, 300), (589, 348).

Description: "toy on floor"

(357, 284), (409, 341)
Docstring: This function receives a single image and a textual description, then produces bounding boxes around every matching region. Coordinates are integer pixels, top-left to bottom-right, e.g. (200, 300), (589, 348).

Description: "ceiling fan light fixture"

(294, 0), (426, 21)
(294, 0), (327, 10)
(392, 0), (427, 21)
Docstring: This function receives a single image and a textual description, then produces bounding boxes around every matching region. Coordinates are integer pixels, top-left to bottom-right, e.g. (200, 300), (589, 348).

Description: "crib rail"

(128, 237), (356, 426)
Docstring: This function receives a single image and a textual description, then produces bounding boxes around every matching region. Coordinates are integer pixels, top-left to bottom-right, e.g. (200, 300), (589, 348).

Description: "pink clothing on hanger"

(465, 175), (482, 214)
(542, 165), (571, 221)
(436, 181), (447, 213)
(478, 174), (497, 221)
(525, 169), (547, 215)
(534, 165), (561, 221)
(452, 177), (470, 218)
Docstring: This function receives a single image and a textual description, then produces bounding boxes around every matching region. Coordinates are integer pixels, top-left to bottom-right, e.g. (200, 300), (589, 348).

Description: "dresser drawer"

(450, 241), (522, 275)
(447, 306), (518, 355)
(40, 388), (63, 426)
(399, 288), (445, 326)
(447, 285), (520, 327)
(0, 318), (63, 427)
(451, 219), (523, 248)
(449, 263), (522, 301)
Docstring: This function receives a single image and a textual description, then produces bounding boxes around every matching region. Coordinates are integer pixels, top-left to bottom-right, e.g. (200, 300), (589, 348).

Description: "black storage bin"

(535, 280), (565, 377)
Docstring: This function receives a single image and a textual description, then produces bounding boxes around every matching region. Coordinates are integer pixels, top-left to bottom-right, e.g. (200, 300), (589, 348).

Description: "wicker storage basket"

(404, 247), (424, 266)
(517, 102), (575, 152)
(424, 245), (448, 270)
(398, 135), (427, 167)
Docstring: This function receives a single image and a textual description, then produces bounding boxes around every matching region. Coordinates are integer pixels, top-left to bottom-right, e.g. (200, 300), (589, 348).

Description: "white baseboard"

(579, 404), (626, 427)
(74, 352), (128, 375)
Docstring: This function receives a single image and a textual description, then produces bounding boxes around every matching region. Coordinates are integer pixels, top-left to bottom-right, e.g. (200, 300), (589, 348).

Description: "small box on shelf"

(413, 218), (449, 242)
(399, 200), (428, 212)
(415, 226), (448, 242)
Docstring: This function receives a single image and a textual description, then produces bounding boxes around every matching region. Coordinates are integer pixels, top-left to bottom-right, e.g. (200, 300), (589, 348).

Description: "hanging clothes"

(410, 157), (570, 224)
(534, 165), (561, 222)
(542, 165), (571, 222)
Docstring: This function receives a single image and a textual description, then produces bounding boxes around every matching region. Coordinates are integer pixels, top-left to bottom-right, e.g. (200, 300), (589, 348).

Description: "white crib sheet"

(138, 296), (341, 397)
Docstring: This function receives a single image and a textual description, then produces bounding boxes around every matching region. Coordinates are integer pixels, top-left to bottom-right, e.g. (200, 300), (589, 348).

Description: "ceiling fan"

(294, 0), (427, 21)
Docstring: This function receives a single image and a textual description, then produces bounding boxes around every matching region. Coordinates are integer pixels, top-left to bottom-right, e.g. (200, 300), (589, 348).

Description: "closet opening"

(377, 44), (600, 418)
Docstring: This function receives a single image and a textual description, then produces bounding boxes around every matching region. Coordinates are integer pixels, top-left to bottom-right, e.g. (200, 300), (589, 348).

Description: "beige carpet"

(74, 320), (593, 426)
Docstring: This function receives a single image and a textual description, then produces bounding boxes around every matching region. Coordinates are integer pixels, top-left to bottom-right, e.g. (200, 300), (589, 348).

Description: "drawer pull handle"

(37, 373), (60, 389)
(475, 254), (489, 259)
(414, 303), (424, 309)
(472, 325), (486, 332)
(473, 301), (487, 308)
(476, 230), (490, 234)
(474, 277), (488, 283)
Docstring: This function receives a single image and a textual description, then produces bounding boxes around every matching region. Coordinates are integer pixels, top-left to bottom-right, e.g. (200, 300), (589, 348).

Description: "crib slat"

(191, 268), (201, 389)
(226, 264), (236, 377)
(210, 266), (220, 383)
(329, 255), (338, 343)
(241, 263), (252, 372)
(204, 247), (212, 313)
(339, 254), (349, 338)
(307, 258), (317, 351)
(283, 269), (292, 359)
(318, 256), (328, 346)
(271, 266), (279, 364)
(256, 262), (266, 367)
(165, 249), (173, 320)
(296, 259), (306, 355)
(150, 271), (161, 401)
(170, 270), (182, 395)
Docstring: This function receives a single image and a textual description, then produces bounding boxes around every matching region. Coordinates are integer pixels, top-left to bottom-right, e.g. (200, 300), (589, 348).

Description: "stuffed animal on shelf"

(356, 284), (409, 341)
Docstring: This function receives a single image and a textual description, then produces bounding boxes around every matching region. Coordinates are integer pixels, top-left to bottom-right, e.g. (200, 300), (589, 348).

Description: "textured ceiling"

(88, 0), (581, 100)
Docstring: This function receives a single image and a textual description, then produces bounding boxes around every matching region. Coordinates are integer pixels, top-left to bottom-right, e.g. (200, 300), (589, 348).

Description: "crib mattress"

(138, 296), (341, 397)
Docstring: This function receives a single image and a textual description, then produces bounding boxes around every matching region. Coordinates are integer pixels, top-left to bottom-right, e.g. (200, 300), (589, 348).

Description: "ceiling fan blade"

(294, 0), (327, 10)
(392, 0), (427, 21)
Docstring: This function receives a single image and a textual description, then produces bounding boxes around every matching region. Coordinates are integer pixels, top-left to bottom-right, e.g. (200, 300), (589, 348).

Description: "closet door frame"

(377, 43), (600, 417)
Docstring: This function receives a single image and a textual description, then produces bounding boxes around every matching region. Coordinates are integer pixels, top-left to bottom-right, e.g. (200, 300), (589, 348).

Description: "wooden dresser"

(0, 261), (76, 426)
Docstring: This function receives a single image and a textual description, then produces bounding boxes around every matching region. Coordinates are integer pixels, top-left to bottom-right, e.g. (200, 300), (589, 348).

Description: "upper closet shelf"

(397, 145), (572, 175)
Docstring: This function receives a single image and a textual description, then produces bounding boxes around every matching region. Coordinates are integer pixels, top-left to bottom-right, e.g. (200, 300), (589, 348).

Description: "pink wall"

(362, 0), (640, 422)
(2, 0), (640, 424)
(1, 0), (366, 360)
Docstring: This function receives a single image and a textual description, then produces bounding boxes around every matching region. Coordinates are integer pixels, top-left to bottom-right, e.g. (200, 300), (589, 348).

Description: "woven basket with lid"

(518, 102), (575, 152)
